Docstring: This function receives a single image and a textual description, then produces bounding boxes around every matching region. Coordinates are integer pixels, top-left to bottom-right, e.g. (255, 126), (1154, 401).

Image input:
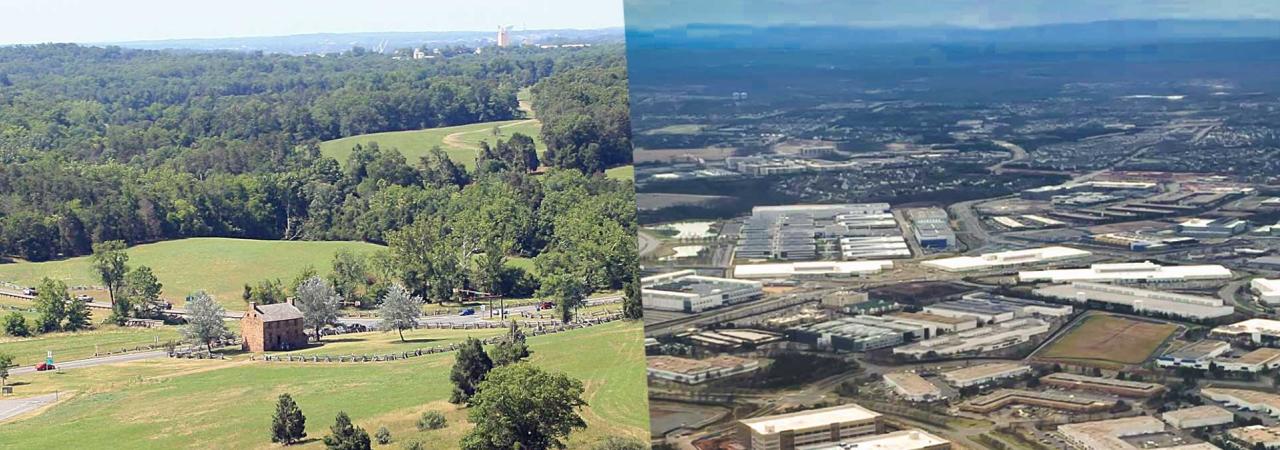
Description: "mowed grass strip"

(0, 321), (647, 449)
(1036, 314), (1178, 367)
(318, 119), (545, 170)
(0, 325), (185, 366)
(0, 238), (382, 310)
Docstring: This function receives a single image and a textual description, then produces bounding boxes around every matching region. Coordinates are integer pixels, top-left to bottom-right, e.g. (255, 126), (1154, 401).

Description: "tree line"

(0, 43), (630, 262)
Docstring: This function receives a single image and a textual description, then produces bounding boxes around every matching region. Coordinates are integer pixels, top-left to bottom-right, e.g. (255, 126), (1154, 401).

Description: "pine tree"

(322, 411), (371, 450)
(449, 337), (494, 405)
(491, 322), (530, 366)
(271, 393), (307, 445)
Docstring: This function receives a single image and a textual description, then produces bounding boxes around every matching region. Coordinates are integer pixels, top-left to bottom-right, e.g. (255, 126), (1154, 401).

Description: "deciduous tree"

(377, 284), (421, 342)
(183, 291), (230, 352)
(459, 364), (587, 450)
(449, 337), (494, 405)
(295, 276), (341, 341)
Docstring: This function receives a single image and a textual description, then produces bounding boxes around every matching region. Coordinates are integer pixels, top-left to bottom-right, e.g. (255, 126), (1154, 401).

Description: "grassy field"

(0, 238), (382, 310)
(0, 321), (647, 449)
(605, 165), (635, 180)
(0, 325), (185, 366)
(1036, 314), (1178, 368)
(281, 327), (507, 357)
(318, 119), (545, 170)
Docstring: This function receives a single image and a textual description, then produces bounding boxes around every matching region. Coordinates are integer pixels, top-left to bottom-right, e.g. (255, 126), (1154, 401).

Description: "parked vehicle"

(74, 294), (93, 302)
(539, 302), (555, 310)
(22, 288), (37, 296)
(459, 308), (476, 316)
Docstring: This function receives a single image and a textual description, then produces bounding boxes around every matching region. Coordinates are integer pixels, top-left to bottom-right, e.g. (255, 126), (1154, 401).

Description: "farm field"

(0, 321), (646, 449)
(1035, 313), (1179, 369)
(0, 238), (382, 310)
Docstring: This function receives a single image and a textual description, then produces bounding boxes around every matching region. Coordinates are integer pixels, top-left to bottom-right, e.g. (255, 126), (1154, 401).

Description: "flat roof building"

(647, 355), (761, 384)
(1211, 319), (1280, 347)
(738, 403), (883, 450)
(1040, 373), (1165, 398)
(960, 389), (1114, 414)
(887, 311), (979, 334)
(641, 270), (764, 313)
(1227, 425), (1280, 449)
(940, 363), (1031, 388)
(1178, 217), (1249, 238)
(907, 208), (955, 250)
(796, 429), (951, 450)
(1036, 282), (1235, 320)
(921, 246), (1092, 272)
(923, 292), (1072, 323)
(733, 261), (893, 280)
(1162, 405), (1235, 429)
(1019, 262), (1233, 286)
(789, 316), (927, 352)
(884, 372), (945, 402)
(893, 318), (1051, 358)
(1215, 347), (1280, 373)
(1253, 278), (1280, 306)
(1203, 387), (1280, 420)
(1057, 416), (1185, 450)
(1158, 340), (1233, 369)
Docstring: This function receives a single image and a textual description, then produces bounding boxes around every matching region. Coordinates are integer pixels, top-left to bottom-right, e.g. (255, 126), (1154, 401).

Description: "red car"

(35, 362), (55, 371)
(539, 302), (555, 310)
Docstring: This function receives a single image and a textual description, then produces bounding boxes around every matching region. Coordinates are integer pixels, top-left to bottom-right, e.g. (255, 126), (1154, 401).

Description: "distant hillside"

(100, 27), (623, 54)
(626, 19), (1280, 49)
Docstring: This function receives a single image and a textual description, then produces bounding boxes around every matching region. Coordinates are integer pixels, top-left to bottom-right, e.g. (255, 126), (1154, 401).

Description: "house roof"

(252, 302), (303, 322)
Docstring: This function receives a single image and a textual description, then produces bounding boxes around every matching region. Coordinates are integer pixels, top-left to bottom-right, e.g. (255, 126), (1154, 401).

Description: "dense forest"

(0, 44), (633, 268)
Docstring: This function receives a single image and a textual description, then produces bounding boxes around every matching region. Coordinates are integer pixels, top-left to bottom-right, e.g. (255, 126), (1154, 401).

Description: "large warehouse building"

(1035, 281), (1235, 320)
(1254, 278), (1280, 306)
(733, 260), (893, 280)
(798, 429), (952, 450)
(921, 246), (1093, 272)
(1019, 261), (1233, 286)
(641, 270), (763, 313)
(893, 318), (1051, 358)
(1211, 319), (1280, 347)
(737, 403), (883, 450)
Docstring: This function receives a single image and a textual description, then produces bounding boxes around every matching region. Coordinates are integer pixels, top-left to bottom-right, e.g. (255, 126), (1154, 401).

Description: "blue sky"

(0, 0), (624, 45)
(625, 0), (1280, 29)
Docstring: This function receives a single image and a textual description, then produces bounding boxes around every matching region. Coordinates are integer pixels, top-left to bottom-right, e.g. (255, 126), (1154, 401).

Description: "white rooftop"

(740, 403), (881, 435)
(1213, 318), (1280, 336)
(922, 246), (1092, 272)
(733, 260), (893, 278)
(1254, 278), (1280, 295)
(798, 429), (950, 450)
(1020, 262), (1232, 283)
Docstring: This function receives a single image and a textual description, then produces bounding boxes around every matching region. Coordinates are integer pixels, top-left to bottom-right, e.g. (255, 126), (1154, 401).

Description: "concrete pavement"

(0, 393), (60, 422)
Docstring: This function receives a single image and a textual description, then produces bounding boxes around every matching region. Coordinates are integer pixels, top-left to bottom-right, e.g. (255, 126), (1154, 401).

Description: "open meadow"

(0, 320), (647, 449)
(1035, 313), (1179, 369)
(319, 119), (546, 170)
(0, 238), (382, 310)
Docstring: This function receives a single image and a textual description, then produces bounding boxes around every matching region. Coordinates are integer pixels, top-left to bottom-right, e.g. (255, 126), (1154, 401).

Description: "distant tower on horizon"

(497, 26), (511, 48)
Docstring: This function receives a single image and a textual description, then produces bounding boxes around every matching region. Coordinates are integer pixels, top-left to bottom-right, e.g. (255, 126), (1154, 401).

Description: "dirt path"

(440, 119), (539, 151)
(0, 393), (61, 423)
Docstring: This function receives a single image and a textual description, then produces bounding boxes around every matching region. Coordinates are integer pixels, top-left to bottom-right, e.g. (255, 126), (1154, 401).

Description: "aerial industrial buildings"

(737, 203), (911, 261)
(1177, 217), (1249, 238)
(732, 260), (893, 280)
(737, 403), (883, 450)
(1161, 405), (1235, 430)
(797, 429), (951, 450)
(1202, 387), (1280, 420)
(1253, 278), (1280, 305)
(1211, 319), (1280, 347)
(1157, 340), (1233, 369)
(884, 372), (945, 402)
(789, 316), (924, 352)
(893, 318), (1052, 358)
(923, 292), (1073, 323)
(906, 208), (955, 250)
(1040, 373), (1165, 398)
(921, 246), (1092, 272)
(1019, 262), (1233, 286)
(646, 355), (761, 384)
(940, 362), (1031, 388)
(1058, 416), (1219, 450)
(641, 270), (764, 313)
(1036, 281), (1235, 320)
(961, 389), (1115, 414)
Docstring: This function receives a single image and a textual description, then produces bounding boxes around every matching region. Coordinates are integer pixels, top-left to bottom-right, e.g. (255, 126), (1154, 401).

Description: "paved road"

(0, 393), (60, 422)
(0, 289), (243, 319)
(638, 230), (662, 257)
(9, 350), (170, 376)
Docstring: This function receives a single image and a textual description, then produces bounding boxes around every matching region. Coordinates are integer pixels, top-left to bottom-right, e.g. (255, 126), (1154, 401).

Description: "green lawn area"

(0, 321), (647, 449)
(318, 119), (545, 170)
(0, 238), (382, 310)
(605, 165), (635, 180)
(0, 325), (184, 366)
(279, 327), (507, 357)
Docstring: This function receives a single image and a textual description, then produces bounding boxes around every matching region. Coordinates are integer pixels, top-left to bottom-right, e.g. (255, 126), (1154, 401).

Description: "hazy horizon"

(0, 0), (624, 46)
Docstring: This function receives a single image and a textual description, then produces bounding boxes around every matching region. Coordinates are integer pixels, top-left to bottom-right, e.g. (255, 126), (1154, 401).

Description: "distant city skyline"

(625, 0), (1280, 30)
(0, 0), (624, 45)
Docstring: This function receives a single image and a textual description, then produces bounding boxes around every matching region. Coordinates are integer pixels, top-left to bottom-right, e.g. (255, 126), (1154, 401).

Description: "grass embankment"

(0, 321), (647, 449)
(0, 326), (185, 366)
(0, 238), (382, 310)
(319, 120), (546, 170)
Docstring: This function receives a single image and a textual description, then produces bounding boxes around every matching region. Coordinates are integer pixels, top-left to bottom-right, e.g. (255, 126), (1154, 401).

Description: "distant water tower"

(497, 26), (511, 47)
